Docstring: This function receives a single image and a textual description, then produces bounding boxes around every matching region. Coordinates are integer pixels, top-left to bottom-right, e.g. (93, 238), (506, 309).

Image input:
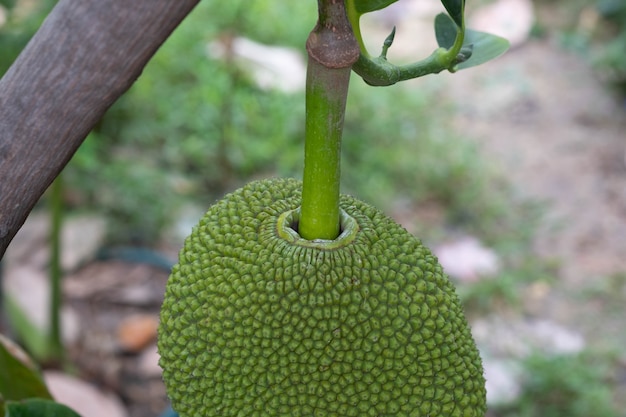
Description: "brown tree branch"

(0, 0), (200, 259)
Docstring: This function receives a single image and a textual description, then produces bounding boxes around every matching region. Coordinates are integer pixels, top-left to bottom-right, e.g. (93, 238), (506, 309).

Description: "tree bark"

(0, 0), (200, 259)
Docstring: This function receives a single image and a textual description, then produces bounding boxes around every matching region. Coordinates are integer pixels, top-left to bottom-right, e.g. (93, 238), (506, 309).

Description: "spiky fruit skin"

(158, 178), (486, 417)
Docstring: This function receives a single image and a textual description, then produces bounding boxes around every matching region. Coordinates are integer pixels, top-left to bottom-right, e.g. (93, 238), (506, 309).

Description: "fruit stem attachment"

(299, 0), (359, 241)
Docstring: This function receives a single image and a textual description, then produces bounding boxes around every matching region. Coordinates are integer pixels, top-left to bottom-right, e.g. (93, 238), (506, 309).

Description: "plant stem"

(300, 62), (349, 240)
(49, 174), (64, 364)
(299, 0), (359, 241)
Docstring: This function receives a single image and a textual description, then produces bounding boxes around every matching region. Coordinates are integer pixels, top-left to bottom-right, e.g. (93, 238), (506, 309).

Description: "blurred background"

(1, 0), (625, 416)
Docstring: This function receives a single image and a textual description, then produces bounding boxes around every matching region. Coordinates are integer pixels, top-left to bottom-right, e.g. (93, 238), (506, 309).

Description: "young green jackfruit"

(158, 178), (486, 417)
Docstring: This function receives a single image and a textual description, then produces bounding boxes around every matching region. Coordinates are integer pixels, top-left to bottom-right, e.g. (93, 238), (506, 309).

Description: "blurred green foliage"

(0, 0), (56, 75)
(64, 1), (313, 242)
(537, 0), (626, 94)
(0, 1), (551, 281)
(494, 352), (621, 417)
(55, 0), (510, 243)
(0, 1), (526, 249)
(343, 82), (487, 211)
(595, 0), (626, 92)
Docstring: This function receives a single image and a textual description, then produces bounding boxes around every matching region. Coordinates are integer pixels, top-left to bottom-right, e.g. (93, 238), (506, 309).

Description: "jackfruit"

(158, 178), (486, 417)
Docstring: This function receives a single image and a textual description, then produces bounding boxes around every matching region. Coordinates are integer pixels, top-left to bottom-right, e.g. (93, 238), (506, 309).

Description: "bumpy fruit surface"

(158, 178), (485, 417)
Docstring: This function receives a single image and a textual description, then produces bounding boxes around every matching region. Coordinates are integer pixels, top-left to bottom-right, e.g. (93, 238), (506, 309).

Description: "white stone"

(434, 236), (500, 282)
(44, 371), (128, 417)
(483, 357), (523, 405)
(473, 316), (586, 358)
(3, 211), (50, 270)
(468, 0), (535, 48)
(207, 37), (306, 93)
(4, 212), (107, 272)
(528, 319), (586, 354)
(4, 266), (81, 346)
(474, 316), (585, 405)
(61, 215), (107, 271)
(138, 344), (163, 378)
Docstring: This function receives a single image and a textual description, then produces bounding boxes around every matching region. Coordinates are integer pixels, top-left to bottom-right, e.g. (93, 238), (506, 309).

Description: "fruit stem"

(299, 0), (359, 241)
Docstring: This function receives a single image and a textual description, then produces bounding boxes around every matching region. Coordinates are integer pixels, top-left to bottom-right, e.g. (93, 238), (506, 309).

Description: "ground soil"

(373, 0), (626, 354)
(442, 39), (626, 347)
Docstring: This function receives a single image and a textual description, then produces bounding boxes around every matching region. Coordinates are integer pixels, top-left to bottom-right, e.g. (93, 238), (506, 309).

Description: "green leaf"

(456, 45), (474, 63)
(434, 13), (458, 49)
(353, 0), (399, 15)
(440, 0), (464, 28)
(5, 398), (82, 417)
(457, 29), (510, 70)
(4, 296), (50, 361)
(0, 334), (53, 407)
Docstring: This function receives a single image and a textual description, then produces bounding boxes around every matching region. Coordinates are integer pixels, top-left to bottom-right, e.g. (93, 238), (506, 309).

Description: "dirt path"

(442, 40), (626, 344)
(368, 1), (626, 350)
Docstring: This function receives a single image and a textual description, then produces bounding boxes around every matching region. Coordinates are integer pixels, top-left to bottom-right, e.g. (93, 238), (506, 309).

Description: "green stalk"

(299, 0), (359, 241)
(300, 61), (350, 240)
(48, 174), (64, 364)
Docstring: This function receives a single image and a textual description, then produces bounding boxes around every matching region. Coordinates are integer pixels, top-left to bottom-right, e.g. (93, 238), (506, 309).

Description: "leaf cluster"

(347, 0), (509, 85)
(0, 335), (81, 417)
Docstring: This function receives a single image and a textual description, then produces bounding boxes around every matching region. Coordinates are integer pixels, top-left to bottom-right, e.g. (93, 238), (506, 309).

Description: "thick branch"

(0, 0), (199, 259)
